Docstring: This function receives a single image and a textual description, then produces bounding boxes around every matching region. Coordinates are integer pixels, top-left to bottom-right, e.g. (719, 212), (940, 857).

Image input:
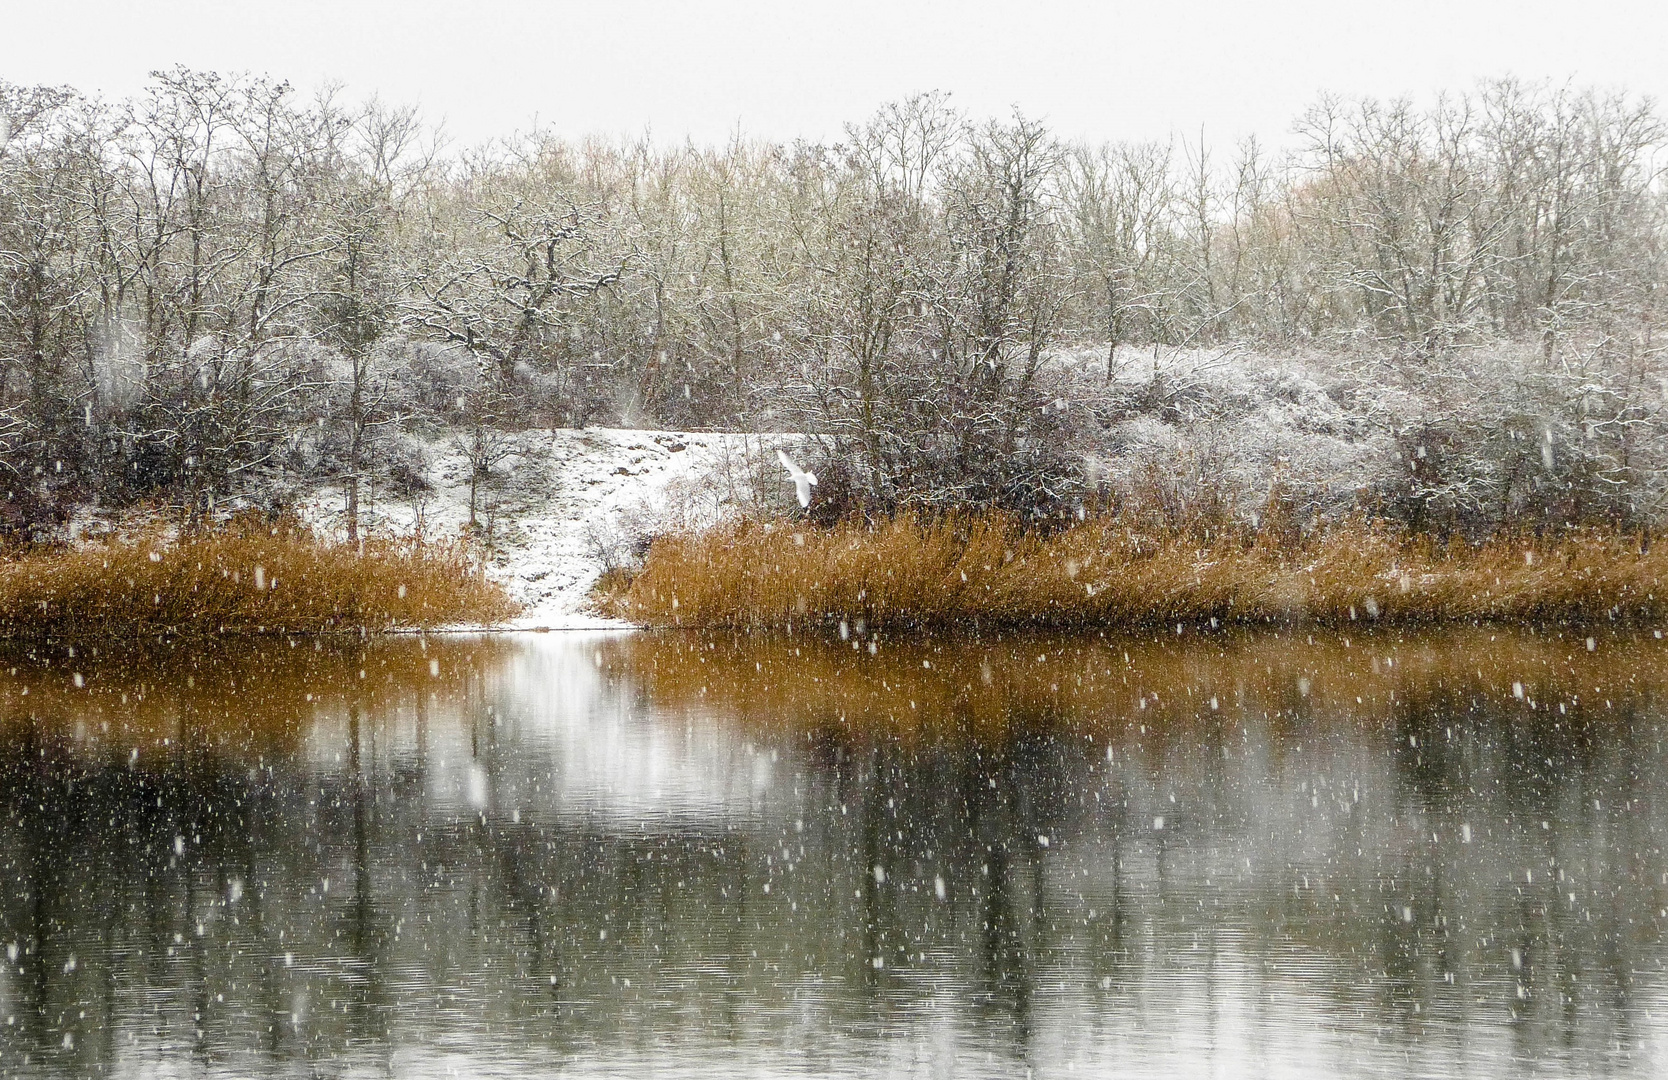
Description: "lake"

(2, 626), (1667, 1078)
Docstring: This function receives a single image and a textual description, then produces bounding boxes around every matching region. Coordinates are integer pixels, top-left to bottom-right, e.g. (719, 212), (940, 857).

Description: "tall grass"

(0, 522), (517, 638)
(607, 513), (1667, 630)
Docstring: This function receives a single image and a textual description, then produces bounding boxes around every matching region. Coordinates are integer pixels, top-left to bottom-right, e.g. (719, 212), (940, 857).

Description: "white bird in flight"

(777, 448), (818, 508)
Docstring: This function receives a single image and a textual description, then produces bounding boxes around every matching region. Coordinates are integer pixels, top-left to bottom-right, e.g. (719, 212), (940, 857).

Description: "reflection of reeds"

(602, 625), (1668, 743)
(610, 514), (1668, 631)
(0, 524), (517, 638)
(0, 635), (514, 758)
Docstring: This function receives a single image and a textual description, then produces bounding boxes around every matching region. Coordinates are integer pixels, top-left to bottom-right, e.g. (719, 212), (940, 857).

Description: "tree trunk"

(345, 472), (360, 544)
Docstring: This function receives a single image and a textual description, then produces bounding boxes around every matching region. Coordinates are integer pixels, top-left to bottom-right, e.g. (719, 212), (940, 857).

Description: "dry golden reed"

(610, 513), (1668, 630)
(0, 523), (518, 638)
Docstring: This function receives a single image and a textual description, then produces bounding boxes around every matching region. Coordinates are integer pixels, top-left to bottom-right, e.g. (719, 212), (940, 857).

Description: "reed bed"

(0, 524), (517, 638)
(607, 514), (1667, 631)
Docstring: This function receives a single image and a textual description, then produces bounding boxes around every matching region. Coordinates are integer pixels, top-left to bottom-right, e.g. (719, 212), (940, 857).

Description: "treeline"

(1, 71), (1664, 534)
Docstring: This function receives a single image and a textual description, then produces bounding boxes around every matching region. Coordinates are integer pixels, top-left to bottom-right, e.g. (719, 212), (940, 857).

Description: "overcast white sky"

(6, 0), (1667, 150)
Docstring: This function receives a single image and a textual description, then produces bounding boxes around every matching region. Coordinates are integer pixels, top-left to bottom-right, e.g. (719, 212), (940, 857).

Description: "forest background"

(2, 71), (1665, 549)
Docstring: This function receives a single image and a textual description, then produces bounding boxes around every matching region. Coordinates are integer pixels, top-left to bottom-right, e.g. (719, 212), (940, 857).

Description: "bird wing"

(776, 448), (802, 477)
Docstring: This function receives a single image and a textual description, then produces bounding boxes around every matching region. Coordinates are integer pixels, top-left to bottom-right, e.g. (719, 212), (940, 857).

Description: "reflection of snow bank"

(422, 633), (775, 826)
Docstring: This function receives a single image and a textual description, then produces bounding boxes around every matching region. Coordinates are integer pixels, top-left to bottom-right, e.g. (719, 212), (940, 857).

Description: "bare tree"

(1061, 140), (1177, 377)
(315, 95), (429, 541)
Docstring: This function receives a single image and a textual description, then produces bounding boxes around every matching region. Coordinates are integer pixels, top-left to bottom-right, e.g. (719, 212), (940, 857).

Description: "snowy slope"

(301, 428), (802, 629)
(288, 349), (1449, 630)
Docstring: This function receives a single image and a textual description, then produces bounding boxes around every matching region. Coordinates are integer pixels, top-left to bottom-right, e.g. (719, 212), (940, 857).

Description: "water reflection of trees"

(0, 629), (1665, 1075)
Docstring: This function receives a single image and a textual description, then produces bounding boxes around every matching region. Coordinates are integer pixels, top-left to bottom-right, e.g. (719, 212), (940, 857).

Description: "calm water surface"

(3, 626), (1668, 1077)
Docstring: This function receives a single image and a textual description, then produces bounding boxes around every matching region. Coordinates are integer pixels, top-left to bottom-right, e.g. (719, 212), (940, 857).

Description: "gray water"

(2, 626), (1668, 1078)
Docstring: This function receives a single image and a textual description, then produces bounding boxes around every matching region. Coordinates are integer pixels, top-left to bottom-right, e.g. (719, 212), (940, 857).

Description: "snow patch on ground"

(300, 428), (803, 629)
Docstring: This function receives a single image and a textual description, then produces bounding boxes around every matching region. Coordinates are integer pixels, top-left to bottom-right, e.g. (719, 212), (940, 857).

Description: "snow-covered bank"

(293, 342), (1668, 633)
(301, 428), (802, 629)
